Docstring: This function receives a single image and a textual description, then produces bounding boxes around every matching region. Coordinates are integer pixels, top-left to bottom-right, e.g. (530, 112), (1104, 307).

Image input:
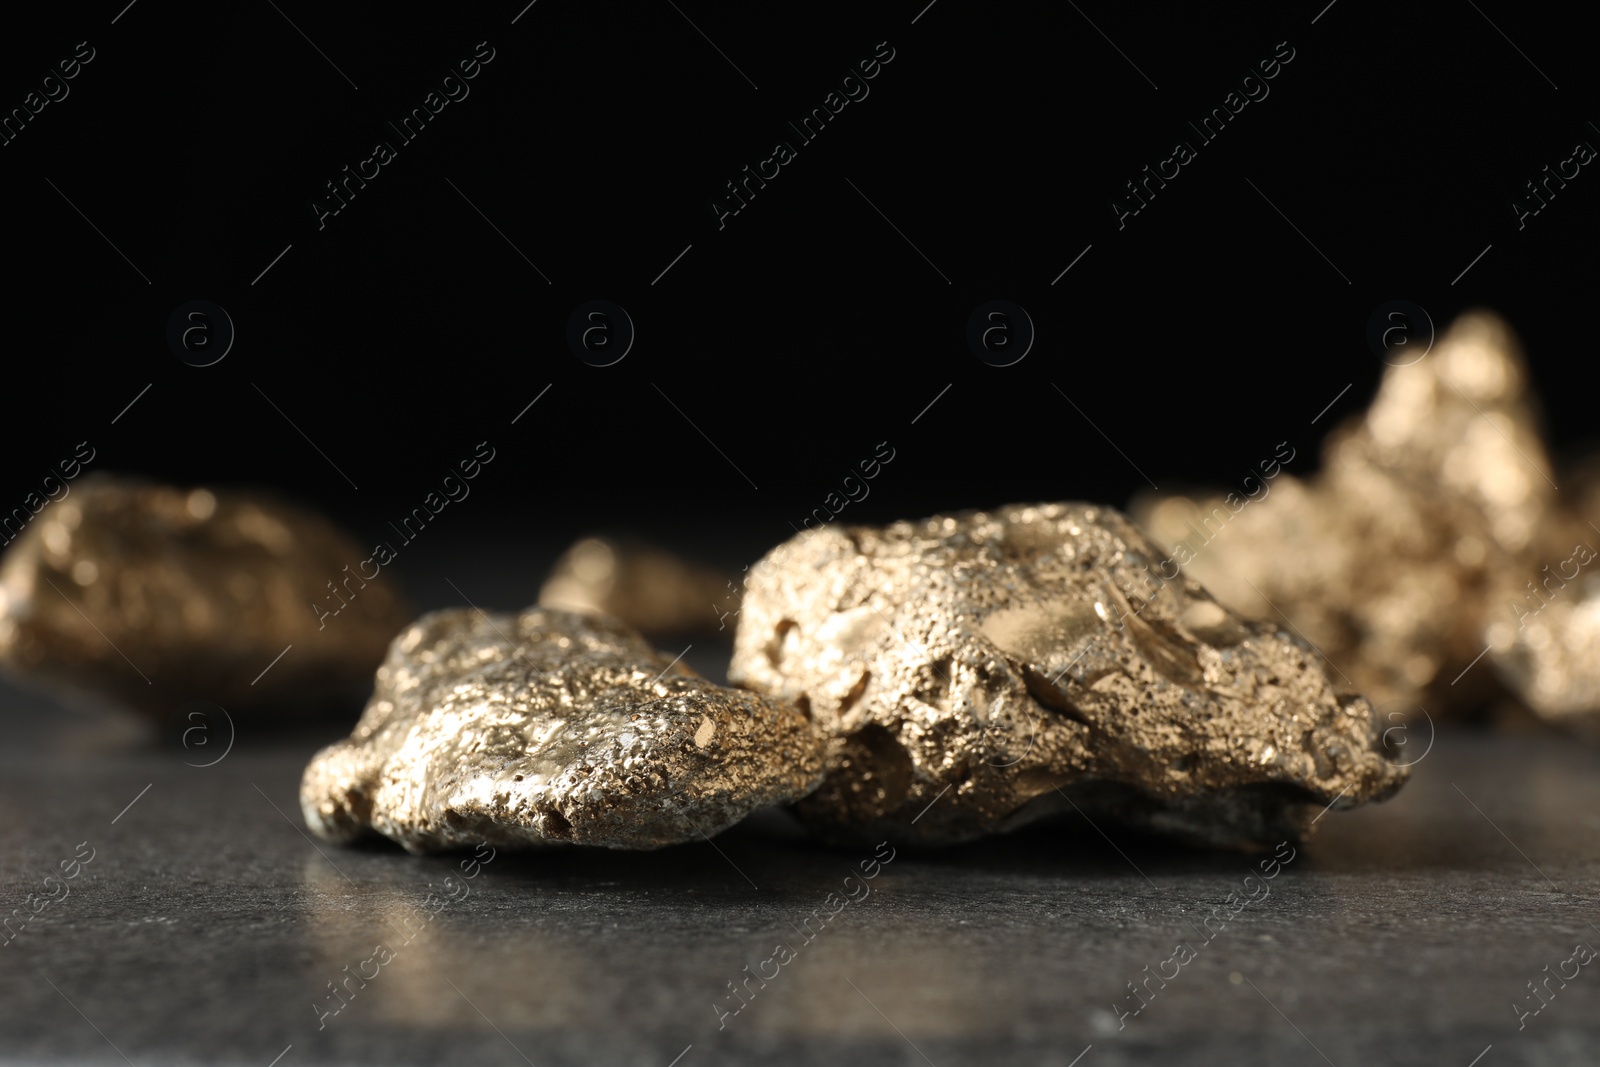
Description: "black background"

(3, 0), (1594, 585)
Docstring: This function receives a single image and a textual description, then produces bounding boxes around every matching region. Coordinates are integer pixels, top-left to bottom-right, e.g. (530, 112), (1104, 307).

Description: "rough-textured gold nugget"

(727, 503), (1406, 848)
(301, 608), (824, 852)
(0, 475), (411, 715)
(538, 537), (732, 637)
(1134, 311), (1554, 716)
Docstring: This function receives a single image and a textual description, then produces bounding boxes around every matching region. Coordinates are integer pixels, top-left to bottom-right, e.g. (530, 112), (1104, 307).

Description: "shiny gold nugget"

(1134, 311), (1554, 716)
(301, 608), (824, 852)
(728, 503), (1407, 848)
(0, 475), (411, 715)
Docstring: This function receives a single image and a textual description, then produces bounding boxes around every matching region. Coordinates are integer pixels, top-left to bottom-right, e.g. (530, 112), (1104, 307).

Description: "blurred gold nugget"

(539, 536), (733, 637)
(301, 608), (824, 852)
(0, 474), (412, 715)
(1133, 311), (1555, 717)
(1489, 456), (1600, 740)
(728, 503), (1406, 848)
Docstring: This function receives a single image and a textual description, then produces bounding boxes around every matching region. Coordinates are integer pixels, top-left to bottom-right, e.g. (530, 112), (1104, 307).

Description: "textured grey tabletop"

(2, 678), (1597, 1066)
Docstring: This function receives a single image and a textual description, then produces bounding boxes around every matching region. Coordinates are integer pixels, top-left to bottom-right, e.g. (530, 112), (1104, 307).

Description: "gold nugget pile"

(299, 507), (1405, 852)
(12, 309), (1600, 854)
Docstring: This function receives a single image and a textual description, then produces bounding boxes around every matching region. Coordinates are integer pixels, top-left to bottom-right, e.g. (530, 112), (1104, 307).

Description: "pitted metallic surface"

(727, 503), (1407, 848)
(539, 536), (732, 637)
(301, 608), (824, 853)
(1134, 311), (1555, 717)
(0, 474), (411, 716)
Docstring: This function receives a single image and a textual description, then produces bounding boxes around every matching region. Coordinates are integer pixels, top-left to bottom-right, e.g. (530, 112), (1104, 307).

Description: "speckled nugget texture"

(727, 503), (1408, 847)
(301, 608), (825, 852)
(0, 474), (411, 715)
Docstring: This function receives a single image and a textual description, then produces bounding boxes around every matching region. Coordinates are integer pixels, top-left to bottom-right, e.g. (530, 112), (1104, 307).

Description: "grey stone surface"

(3, 678), (1599, 1065)
(0, 531), (1594, 1067)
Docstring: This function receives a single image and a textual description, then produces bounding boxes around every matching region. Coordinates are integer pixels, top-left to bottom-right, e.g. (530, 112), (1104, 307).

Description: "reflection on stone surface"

(294, 834), (1005, 1041)
(0, 474), (411, 716)
(727, 502), (1406, 848)
(539, 536), (733, 637)
(1133, 311), (1555, 718)
(301, 608), (824, 852)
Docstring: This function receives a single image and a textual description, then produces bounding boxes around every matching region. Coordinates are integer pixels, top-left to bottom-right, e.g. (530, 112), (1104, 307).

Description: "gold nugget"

(0, 475), (411, 715)
(727, 503), (1406, 848)
(1488, 457), (1600, 741)
(538, 536), (733, 637)
(1134, 311), (1554, 717)
(301, 608), (824, 852)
